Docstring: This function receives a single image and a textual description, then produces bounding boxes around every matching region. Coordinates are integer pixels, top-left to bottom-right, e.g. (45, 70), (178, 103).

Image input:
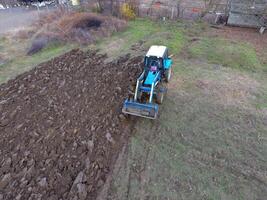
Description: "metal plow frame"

(122, 100), (159, 119)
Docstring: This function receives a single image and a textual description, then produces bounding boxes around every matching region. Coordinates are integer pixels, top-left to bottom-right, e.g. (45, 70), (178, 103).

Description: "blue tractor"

(122, 45), (173, 119)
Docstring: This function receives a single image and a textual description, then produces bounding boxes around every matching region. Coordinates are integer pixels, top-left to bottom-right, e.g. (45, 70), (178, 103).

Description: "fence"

(137, 0), (229, 21)
(228, 0), (267, 27)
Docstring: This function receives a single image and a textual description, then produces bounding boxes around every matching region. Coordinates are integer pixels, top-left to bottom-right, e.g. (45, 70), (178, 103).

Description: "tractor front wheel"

(165, 68), (172, 82)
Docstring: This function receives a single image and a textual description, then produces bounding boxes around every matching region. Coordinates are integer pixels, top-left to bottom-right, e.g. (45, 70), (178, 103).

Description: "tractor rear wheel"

(165, 68), (172, 82)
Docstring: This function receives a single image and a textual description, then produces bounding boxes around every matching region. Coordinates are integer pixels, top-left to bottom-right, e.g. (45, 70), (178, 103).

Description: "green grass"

(0, 36), (7, 45)
(95, 18), (186, 59)
(0, 38), (5, 50)
(255, 87), (267, 109)
(0, 43), (76, 84)
(188, 38), (262, 71)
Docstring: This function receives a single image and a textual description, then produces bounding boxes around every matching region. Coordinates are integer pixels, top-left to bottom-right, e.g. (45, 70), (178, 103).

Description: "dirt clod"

(0, 173), (11, 190)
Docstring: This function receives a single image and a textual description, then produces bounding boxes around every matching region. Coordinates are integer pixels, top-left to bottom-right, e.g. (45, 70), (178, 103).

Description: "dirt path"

(0, 8), (40, 35)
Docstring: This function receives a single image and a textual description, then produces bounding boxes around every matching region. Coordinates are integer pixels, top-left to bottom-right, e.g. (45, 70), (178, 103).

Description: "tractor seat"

(150, 65), (157, 72)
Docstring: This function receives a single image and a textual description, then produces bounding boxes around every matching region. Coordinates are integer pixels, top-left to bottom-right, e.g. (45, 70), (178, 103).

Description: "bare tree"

(201, 0), (217, 17)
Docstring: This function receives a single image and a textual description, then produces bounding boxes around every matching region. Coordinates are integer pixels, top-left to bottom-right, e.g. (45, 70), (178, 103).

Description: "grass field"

(113, 61), (267, 200)
(0, 18), (266, 200)
(188, 38), (262, 71)
(94, 19), (187, 61)
(97, 19), (267, 200)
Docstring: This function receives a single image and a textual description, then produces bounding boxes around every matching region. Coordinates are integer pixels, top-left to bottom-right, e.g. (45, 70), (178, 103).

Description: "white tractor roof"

(146, 45), (167, 58)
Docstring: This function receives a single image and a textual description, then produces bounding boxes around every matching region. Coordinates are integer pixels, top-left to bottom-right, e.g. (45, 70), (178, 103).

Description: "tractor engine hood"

(144, 71), (158, 85)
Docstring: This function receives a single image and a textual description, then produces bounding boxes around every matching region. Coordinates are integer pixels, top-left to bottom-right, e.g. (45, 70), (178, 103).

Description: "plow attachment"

(122, 99), (159, 119)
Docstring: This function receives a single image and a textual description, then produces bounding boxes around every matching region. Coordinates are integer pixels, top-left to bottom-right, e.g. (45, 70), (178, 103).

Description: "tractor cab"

(143, 46), (172, 86)
(145, 46), (168, 70)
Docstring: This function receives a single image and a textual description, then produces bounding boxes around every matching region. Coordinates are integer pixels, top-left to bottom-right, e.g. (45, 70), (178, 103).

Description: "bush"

(120, 3), (136, 20)
(26, 10), (127, 54)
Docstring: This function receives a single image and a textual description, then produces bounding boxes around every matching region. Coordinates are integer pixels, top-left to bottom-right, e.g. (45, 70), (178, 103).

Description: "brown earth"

(0, 49), (142, 200)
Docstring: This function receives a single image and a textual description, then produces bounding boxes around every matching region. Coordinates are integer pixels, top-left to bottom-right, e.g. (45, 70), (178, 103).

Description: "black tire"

(165, 68), (172, 82)
(156, 92), (164, 104)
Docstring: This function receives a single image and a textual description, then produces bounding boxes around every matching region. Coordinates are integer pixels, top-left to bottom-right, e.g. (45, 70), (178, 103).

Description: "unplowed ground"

(209, 26), (267, 64)
(0, 49), (142, 200)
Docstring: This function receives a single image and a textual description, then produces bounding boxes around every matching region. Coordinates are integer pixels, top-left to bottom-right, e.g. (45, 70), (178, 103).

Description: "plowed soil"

(0, 49), (142, 200)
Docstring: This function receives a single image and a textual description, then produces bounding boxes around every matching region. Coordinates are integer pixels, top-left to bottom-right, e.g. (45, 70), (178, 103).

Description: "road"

(0, 7), (40, 35)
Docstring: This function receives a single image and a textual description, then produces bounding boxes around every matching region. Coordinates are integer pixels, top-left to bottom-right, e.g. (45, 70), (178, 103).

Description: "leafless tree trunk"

(201, 0), (216, 17)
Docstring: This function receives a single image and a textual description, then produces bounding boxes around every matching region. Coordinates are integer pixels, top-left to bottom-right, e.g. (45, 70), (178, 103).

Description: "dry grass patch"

(195, 75), (260, 108)
(25, 9), (127, 54)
